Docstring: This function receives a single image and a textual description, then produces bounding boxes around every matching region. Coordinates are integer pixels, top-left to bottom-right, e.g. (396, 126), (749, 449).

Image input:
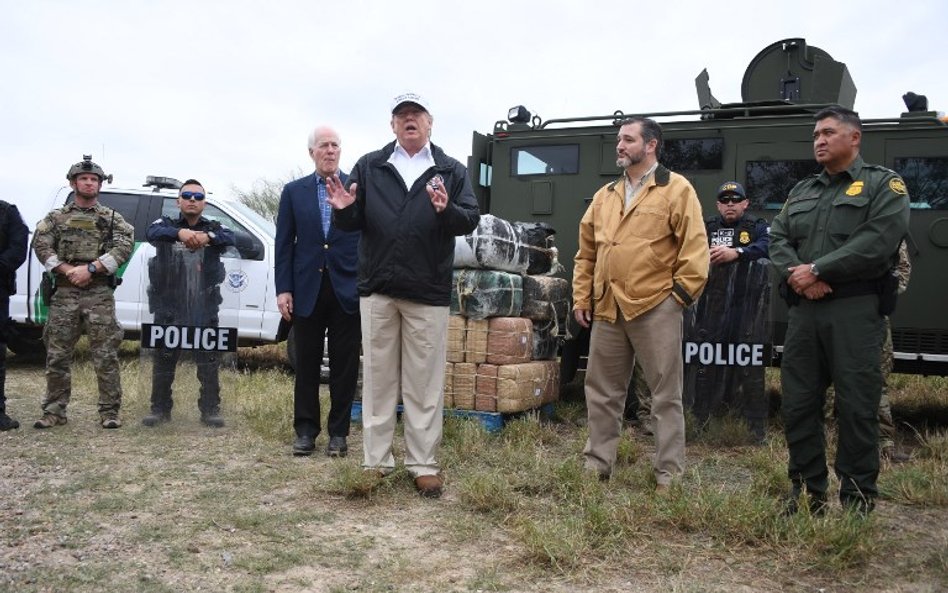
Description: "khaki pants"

(360, 294), (447, 478)
(584, 296), (685, 484)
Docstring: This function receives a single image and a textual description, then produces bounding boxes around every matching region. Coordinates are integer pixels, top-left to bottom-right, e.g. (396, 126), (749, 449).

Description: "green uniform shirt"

(770, 155), (910, 283)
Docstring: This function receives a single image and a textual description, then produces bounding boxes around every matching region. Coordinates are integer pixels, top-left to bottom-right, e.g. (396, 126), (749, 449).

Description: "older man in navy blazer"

(276, 125), (361, 457)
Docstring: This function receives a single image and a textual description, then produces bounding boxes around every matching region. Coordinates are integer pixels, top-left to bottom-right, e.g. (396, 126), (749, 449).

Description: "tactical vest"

(706, 216), (761, 249)
(57, 206), (112, 263)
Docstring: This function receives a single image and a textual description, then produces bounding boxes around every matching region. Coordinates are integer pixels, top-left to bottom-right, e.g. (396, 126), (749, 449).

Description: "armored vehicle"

(469, 38), (948, 379)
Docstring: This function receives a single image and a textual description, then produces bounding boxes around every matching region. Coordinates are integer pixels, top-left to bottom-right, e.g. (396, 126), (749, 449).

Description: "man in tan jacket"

(573, 116), (709, 489)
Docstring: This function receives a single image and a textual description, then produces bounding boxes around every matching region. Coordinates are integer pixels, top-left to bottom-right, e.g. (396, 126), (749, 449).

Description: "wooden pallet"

(350, 401), (553, 433)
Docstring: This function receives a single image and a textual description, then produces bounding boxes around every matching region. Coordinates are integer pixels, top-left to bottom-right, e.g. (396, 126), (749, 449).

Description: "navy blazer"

(275, 172), (360, 317)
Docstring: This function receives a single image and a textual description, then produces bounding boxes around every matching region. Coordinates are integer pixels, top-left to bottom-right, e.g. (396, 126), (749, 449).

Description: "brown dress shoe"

(414, 474), (443, 498)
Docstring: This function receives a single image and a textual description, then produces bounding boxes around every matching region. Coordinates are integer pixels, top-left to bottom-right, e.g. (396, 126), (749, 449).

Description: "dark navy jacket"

(705, 214), (770, 262)
(275, 172), (360, 317)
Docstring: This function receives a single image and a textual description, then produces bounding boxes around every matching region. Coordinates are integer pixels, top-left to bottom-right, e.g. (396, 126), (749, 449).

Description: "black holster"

(779, 280), (800, 307)
(878, 270), (899, 316)
(40, 272), (57, 304)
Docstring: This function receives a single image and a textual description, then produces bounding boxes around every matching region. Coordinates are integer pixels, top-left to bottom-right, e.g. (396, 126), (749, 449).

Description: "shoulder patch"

(889, 177), (908, 195)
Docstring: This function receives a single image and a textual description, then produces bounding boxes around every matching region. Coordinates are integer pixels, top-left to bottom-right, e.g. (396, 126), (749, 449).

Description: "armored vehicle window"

(894, 157), (948, 210)
(511, 145), (579, 176)
(661, 138), (724, 172)
(744, 159), (819, 210)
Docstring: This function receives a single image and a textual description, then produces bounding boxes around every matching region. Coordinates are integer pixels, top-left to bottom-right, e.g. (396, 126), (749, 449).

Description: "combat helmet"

(66, 155), (113, 183)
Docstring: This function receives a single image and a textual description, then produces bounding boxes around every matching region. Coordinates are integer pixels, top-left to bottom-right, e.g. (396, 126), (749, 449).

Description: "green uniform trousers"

(781, 294), (884, 502)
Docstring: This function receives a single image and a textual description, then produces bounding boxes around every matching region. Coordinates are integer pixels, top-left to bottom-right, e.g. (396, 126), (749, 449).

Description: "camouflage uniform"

(32, 202), (134, 422)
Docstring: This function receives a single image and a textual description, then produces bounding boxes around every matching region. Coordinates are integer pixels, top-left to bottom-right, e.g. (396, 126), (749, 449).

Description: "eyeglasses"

(717, 196), (746, 204)
(180, 191), (206, 201)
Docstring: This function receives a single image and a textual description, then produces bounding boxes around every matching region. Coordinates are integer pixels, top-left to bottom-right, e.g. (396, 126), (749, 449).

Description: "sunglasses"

(717, 196), (746, 204)
(180, 191), (206, 201)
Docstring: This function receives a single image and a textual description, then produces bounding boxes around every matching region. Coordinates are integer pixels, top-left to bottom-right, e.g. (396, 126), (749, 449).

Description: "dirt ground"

(1, 362), (946, 593)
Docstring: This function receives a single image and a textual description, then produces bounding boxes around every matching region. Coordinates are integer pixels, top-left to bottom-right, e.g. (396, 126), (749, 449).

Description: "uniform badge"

(889, 178), (908, 195)
(739, 231), (750, 245)
(845, 181), (864, 196)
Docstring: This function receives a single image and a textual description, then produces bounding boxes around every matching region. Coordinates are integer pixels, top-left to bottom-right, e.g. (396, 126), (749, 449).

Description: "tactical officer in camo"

(770, 106), (910, 516)
(32, 156), (134, 429)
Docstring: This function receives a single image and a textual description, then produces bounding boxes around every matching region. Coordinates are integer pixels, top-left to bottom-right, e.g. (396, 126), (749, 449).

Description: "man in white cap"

(327, 92), (480, 498)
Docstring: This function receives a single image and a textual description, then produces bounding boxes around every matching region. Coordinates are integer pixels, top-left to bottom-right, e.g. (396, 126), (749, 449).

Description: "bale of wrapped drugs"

(531, 317), (559, 361)
(447, 315), (466, 363)
(453, 362), (476, 410)
(495, 361), (558, 413)
(475, 363), (498, 412)
(521, 275), (570, 322)
(465, 318), (489, 363)
(452, 269), (523, 319)
(454, 214), (529, 274)
(486, 317), (533, 365)
(444, 362), (455, 409)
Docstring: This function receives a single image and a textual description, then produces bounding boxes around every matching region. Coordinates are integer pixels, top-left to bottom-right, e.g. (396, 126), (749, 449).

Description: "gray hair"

(814, 106), (862, 132)
(307, 126), (341, 149)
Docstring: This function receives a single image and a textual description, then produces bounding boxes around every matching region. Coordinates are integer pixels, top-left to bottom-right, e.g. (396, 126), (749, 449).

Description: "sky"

(3, 0), (946, 227)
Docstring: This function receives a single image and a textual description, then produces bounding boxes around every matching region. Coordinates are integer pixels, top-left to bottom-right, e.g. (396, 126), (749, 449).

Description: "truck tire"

(7, 325), (46, 361)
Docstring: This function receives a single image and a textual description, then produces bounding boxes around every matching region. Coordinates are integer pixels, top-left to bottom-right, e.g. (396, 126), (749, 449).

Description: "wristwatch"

(87, 262), (97, 274)
(809, 263), (819, 276)
(735, 247), (745, 260)
(207, 231), (216, 241)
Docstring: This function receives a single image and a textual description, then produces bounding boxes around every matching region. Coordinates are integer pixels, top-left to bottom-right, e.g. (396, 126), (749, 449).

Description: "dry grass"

(1, 341), (946, 592)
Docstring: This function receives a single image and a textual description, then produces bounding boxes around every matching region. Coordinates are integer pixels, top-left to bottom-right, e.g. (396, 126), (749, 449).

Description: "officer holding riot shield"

(32, 156), (134, 429)
(143, 179), (234, 427)
(683, 181), (771, 441)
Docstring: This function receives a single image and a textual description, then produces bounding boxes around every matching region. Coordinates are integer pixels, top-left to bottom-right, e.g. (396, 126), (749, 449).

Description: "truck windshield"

(225, 200), (277, 238)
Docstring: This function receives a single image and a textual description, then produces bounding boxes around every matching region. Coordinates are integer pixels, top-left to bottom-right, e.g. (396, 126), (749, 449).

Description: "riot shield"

(683, 259), (772, 441)
(138, 241), (240, 425)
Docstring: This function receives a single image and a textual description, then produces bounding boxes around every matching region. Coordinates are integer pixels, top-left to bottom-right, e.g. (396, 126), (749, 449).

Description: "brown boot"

(414, 474), (444, 499)
(33, 413), (67, 429)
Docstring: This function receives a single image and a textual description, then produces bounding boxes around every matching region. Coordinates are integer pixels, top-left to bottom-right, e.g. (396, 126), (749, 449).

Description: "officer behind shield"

(706, 182), (769, 265)
(143, 179), (235, 428)
(32, 156), (134, 429)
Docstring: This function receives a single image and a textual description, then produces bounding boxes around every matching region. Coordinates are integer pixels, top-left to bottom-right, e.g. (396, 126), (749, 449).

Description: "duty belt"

(820, 278), (881, 301)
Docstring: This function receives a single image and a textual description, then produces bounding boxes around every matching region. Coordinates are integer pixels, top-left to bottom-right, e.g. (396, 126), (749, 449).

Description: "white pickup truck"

(8, 176), (296, 362)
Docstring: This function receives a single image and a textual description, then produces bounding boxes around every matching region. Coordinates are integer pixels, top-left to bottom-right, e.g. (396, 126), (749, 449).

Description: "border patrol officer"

(32, 156), (134, 429)
(0, 199), (29, 430)
(770, 107), (910, 515)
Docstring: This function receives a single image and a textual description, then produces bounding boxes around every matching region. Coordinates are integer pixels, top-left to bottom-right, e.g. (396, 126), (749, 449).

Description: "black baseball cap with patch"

(717, 181), (746, 200)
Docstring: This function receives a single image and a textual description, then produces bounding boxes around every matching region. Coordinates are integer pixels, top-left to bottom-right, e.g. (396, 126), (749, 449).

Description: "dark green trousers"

(781, 294), (884, 502)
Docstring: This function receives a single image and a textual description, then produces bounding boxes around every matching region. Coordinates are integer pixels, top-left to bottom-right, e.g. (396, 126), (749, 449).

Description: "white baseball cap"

(390, 91), (431, 114)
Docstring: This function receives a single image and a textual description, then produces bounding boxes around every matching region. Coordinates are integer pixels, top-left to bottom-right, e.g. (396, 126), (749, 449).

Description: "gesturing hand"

(426, 174), (447, 214)
(326, 174), (357, 210)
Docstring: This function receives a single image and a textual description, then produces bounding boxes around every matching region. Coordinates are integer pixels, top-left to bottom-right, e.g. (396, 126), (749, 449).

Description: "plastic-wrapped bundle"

(486, 317), (533, 365)
(453, 362), (476, 410)
(454, 214), (529, 274)
(495, 361), (559, 413)
(521, 275), (570, 322)
(475, 363), (498, 412)
(451, 269), (523, 319)
(513, 222), (563, 276)
(531, 317), (560, 361)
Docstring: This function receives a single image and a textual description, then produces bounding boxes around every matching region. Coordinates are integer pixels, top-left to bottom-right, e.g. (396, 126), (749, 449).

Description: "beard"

(616, 148), (646, 169)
